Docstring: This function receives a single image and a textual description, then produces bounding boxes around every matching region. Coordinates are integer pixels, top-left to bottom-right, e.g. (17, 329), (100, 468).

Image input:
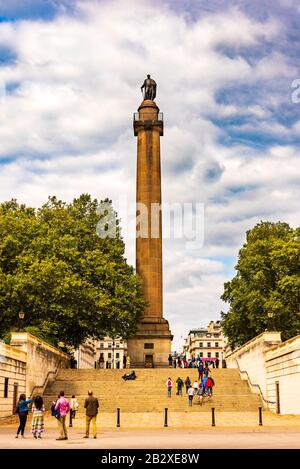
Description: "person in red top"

(166, 377), (173, 397)
(55, 390), (70, 440)
(205, 376), (215, 397)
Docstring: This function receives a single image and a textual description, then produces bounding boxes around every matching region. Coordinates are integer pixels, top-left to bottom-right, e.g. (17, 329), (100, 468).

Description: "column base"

(127, 318), (173, 368)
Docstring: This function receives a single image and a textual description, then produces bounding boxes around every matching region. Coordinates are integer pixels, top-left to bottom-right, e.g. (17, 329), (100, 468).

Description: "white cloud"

(0, 0), (299, 349)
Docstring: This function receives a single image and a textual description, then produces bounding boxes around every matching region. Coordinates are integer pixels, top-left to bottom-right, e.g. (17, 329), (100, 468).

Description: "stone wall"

(0, 343), (26, 418)
(265, 335), (300, 414)
(226, 332), (300, 414)
(10, 333), (70, 397)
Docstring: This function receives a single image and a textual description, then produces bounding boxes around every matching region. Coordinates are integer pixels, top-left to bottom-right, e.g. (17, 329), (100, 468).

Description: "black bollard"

(117, 408), (120, 427)
(211, 407), (216, 427)
(164, 408), (168, 427)
(259, 407), (263, 426)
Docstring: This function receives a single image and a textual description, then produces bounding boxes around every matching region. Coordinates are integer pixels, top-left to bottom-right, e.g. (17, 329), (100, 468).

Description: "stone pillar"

(127, 99), (173, 368)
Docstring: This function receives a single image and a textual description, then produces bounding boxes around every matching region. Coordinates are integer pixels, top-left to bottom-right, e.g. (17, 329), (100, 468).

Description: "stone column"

(127, 99), (173, 368)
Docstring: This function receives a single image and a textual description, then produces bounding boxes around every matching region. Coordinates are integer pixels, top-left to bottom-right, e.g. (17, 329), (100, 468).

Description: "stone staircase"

(43, 368), (261, 413)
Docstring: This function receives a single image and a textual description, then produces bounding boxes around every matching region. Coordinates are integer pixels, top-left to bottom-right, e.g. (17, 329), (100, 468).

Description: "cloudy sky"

(0, 0), (299, 350)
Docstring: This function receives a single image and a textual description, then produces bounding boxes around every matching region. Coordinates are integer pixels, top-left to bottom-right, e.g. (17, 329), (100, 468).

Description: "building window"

(208, 352), (211, 358)
(215, 342), (219, 347)
(116, 353), (120, 359)
(116, 344), (120, 348)
(100, 353), (104, 358)
(108, 343), (112, 348)
(200, 352), (203, 357)
(108, 353), (111, 358)
(4, 378), (8, 398)
(207, 342), (211, 348)
(199, 342), (203, 348)
(206, 334), (211, 338)
(216, 352), (219, 358)
(214, 333), (219, 338)
(100, 343), (104, 349)
(144, 343), (154, 349)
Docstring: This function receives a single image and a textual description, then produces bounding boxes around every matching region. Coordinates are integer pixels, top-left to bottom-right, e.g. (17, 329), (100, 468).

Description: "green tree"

(0, 195), (146, 347)
(221, 221), (300, 349)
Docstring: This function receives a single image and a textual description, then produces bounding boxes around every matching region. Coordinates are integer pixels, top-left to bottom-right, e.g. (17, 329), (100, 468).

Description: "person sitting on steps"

(122, 370), (136, 381)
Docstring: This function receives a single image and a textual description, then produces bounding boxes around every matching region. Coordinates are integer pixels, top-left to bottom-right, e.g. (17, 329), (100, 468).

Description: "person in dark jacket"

(84, 390), (99, 439)
(16, 394), (32, 438)
(184, 376), (191, 393)
(176, 377), (184, 396)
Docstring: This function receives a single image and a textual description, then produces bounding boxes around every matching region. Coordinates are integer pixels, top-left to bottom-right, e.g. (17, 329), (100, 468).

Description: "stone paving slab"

(1, 427), (300, 449)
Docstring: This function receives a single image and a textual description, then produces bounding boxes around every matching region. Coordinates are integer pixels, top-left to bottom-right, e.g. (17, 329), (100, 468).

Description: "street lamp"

(267, 310), (274, 331)
(112, 340), (115, 369)
(18, 309), (25, 331)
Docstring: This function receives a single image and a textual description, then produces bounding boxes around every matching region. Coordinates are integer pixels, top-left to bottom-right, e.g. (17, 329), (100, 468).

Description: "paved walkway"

(1, 427), (300, 449)
(1, 412), (300, 449)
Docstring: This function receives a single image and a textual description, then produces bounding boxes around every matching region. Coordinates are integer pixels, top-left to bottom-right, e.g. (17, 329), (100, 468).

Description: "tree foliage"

(221, 221), (300, 349)
(0, 194), (146, 348)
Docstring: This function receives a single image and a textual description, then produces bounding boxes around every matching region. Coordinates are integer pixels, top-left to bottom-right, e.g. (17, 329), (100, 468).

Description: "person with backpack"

(55, 390), (70, 441)
(31, 396), (45, 439)
(166, 377), (173, 397)
(15, 394), (32, 438)
(184, 376), (191, 394)
(176, 377), (184, 396)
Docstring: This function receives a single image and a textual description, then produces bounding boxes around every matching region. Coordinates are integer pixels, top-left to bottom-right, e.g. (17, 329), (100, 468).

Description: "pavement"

(1, 427), (300, 449)
(1, 412), (300, 449)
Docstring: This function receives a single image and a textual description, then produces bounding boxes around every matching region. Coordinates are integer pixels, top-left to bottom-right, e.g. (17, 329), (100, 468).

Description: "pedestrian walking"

(176, 377), (184, 396)
(55, 390), (70, 440)
(197, 384), (205, 405)
(201, 375), (208, 391)
(187, 386), (194, 407)
(192, 380), (199, 393)
(184, 376), (191, 393)
(16, 394), (32, 438)
(215, 357), (220, 369)
(84, 390), (99, 439)
(204, 365), (209, 377)
(70, 394), (79, 423)
(206, 376), (215, 396)
(123, 354), (127, 369)
(197, 362), (204, 381)
(31, 396), (45, 439)
(168, 354), (173, 367)
(166, 377), (173, 397)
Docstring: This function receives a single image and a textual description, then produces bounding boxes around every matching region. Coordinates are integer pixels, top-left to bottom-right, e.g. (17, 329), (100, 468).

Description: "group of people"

(166, 363), (215, 406)
(15, 390), (99, 440)
(168, 354), (221, 369)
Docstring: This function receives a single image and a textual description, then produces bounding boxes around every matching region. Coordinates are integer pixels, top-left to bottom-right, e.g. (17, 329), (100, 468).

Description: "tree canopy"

(221, 221), (300, 349)
(0, 194), (146, 348)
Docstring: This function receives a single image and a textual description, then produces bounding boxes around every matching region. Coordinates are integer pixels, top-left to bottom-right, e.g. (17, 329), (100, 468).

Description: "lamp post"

(267, 310), (274, 331)
(112, 340), (115, 369)
(18, 309), (25, 331)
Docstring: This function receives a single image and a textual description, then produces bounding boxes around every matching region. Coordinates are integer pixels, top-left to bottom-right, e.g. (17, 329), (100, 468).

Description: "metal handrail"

(235, 359), (276, 405)
(30, 366), (60, 398)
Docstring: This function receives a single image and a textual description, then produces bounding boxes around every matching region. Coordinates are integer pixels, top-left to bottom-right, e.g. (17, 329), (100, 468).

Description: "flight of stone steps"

(43, 368), (261, 413)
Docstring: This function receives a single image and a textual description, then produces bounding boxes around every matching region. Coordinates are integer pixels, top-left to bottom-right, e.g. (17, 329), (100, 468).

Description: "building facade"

(96, 337), (127, 369)
(0, 333), (69, 418)
(182, 320), (225, 363)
